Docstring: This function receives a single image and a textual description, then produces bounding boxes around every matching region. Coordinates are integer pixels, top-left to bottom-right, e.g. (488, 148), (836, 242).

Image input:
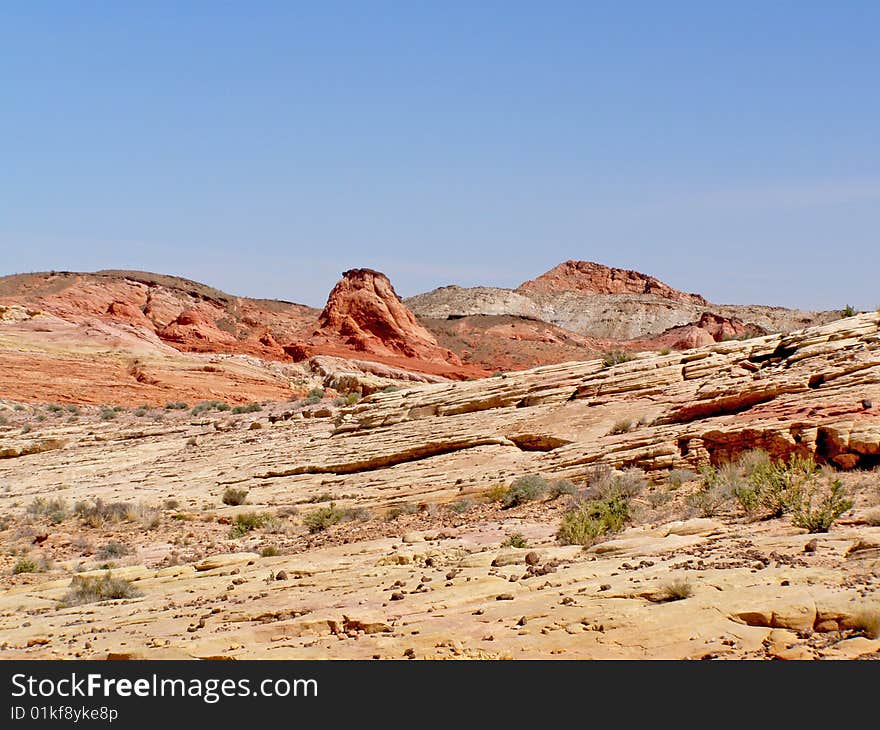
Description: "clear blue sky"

(2, 2), (878, 310)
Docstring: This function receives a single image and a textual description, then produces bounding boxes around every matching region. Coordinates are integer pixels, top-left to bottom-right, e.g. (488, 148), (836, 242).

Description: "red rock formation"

(627, 312), (766, 351)
(518, 260), (707, 304)
(314, 269), (463, 367)
(157, 309), (238, 352)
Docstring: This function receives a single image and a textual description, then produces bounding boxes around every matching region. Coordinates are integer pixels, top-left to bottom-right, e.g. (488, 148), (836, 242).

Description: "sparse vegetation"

(26, 496), (69, 523)
(609, 419), (633, 435)
(74, 499), (160, 530)
(501, 533), (528, 548)
(501, 474), (548, 508)
(302, 503), (346, 533)
(842, 304), (858, 317)
(13, 556), (50, 574)
(191, 400), (231, 415)
(232, 403), (262, 414)
(556, 493), (630, 546)
(547, 479), (577, 499)
(659, 348), (672, 356)
(602, 350), (634, 368)
(448, 499), (474, 514)
(165, 401), (188, 410)
(60, 573), (142, 606)
(345, 392), (360, 405)
(667, 469), (698, 489)
(788, 472), (853, 533)
(658, 578), (693, 602)
(99, 407), (117, 420)
(97, 541), (132, 559)
(222, 487), (249, 506)
(229, 511), (273, 538)
(260, 545), (280, 557)
(385, 503), (419, 521)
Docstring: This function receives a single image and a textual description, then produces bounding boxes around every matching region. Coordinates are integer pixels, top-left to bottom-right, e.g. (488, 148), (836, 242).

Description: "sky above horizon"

(2, 2), (878, 310)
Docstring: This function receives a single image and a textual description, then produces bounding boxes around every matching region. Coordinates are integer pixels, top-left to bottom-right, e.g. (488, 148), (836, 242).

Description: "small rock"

(390, 592), (405, 601)
(403, 648), (415, 659)
(496, 593), (515, 601)
(804, 539), (818, 553)
(599, 584), (611, 592)
(862, 399), (873, 410)
(275, 570), (288, 581)
(524, 551), (540, 566)
(402, 532), (423, 544)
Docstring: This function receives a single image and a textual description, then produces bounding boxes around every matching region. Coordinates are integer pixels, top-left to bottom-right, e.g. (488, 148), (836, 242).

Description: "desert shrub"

(260, 545), (280, 557)
(163, 499), (180, 510)
(589, 466), (646, 500)
(60, 573), (142, 607)
(308, 492), (335, 504)
(501, 474), (548, 508)
(74, 499), (159, 530)
(547, 479), (577, 499)
(602, 350), (634, 368)
(788, 473), (853, 533)
(483, 484), (508, 503)
(222, 488), (249, 506)
(501, 533), (528, 548)
(687, 463), (738, 517)
(667, 469), (698, 489)
(165, 401), (188, 410)
(97, 541), (131, 559)
(556, 492), (630, 546)
(47, 403), (63, 413)
(447, 499), (474, 514)
(302, 504), (346, 533)
(232, 403), (262, 414)
(191, 400), (230, 415)
(381, 385), (401, 394)
(658, 578), (693, 602)
(229, 511), (272, 538)
(26, 497), (68, 523)
(0, 415), (6, 426)
(842, 304), (857, 317)
(746, 453), (819, 518)
(133, 407), (148, 417)
(609, 419), (633, 435)
(66, 404), (80, 414)
(99, 407), (117, 421)
(385, 503), (419, 521)
(659, 348), (672, 356)
(345, 392), (361, 405)
(13, 556), (50, 574)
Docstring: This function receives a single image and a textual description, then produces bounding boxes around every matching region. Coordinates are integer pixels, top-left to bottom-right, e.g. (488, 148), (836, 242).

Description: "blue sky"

(2, 2), (878, 309)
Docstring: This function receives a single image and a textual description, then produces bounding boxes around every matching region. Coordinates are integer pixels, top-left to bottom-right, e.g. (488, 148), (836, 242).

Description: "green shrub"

(165, 401), (188, 410)
(501, 533), (528, 548)
(260, 546), (280, 557)
(659, 348), (672, 356)
(222, 488), (249, 506)
(232, 403), (262, 414)
(60, 573), (142, 607)
(99, 407), (117, 421)
(747, 453), (818, 518)
(501, 474), (548, 508)
(229, 511), (272, 538)
(13, 556), (49, 574)
(47, 403), (63, 413)
(556, 494), (630, 546)
(74, 499), (159, 530)
(842, 304), (857, 317)
(589, 465), (646, 500)
(547, 480), (577, 499)
(66, 404), (80, 414)
(602, 350), (634, 368)
(302, 503), (346, 533)
(789, 473), (853, 533)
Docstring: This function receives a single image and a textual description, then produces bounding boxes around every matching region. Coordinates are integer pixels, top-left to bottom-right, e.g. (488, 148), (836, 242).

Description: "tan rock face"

(518, 260), (707, 304)
(1, 313), (879, 660)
